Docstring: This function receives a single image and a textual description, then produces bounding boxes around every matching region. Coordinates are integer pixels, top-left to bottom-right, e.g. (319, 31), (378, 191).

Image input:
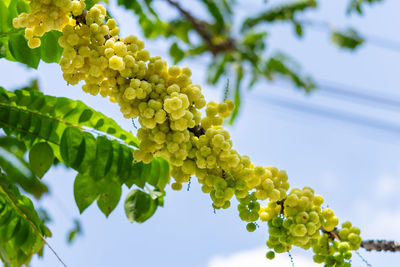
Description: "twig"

(72, 9), (88, 25)
(187, 176), (191, 191)
(0, 28), (24, 38)
(188, 125), (205, 137)
(163, 0), (234, 55)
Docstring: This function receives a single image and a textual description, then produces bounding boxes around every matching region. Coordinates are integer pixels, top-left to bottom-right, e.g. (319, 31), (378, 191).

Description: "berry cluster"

(15, 2), (363, 266)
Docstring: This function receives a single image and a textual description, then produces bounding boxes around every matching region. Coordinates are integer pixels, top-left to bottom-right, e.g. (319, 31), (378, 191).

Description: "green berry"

(266, 251), (275, 260)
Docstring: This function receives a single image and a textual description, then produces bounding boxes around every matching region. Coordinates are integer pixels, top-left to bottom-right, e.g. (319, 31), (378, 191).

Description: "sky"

(1, 0), (400, 266)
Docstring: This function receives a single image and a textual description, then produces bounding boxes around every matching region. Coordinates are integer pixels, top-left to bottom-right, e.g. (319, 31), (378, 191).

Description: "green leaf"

(186, 45), (208, 57)
(0, 135), (27, 158)
(228, 65), (243, 124)
(165, 19), (192, 43)
(12, 219), (30, 247)
(39, 31), (63, 63)
(0, 216), (19, 242)
(7, 0), (29, 27)
(84, 0), (101, 9)
(146, 157), (170, 189)
(73, 174), (99, 214)
(117, 0), (166, 39)
(294, 22), (303, 37)
(207, 54), (229, 85)
(0, 147), (48, 199)
(90, 135), (113, 180)
(124, 157), (170, 190)
(8, 33), (41, 69)
(97, 179), (122, 217)
(77, 132), (97, 175)
(201, 0), (226, 29)
(264, 53), (316, 93)
(66, 219), (82, 244)
(347, 0), (383, 15)
(125, 161), (146, 189)
(29, 142), (54, 178)
(0, 0), (11, 34)
(331, 28), (364, 50)
(60, 127), (85, 169)
(169, 42), (185, 64)
(124, 189), (158, 223)
(241, 31), (267, 53)
(241, 0), (317, 31)
(17, 79), (40, 92)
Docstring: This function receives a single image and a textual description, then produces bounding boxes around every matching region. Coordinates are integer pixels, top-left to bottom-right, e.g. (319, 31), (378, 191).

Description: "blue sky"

(1, 0), (400, 266)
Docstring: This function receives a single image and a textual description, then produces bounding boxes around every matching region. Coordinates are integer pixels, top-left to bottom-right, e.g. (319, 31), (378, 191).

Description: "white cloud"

(207, 247), (319, 267)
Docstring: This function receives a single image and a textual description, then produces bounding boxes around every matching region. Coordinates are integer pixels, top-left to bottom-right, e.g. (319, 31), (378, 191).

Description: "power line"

(250, 92), (400, 134)
(301, 19), (400, 53)
(272, 79), (400, 112)
(188, 56), (400, 113)
(317, 80), (400, 111)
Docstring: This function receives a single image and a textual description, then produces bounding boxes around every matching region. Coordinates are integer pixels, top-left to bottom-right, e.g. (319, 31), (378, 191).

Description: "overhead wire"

(249, 91), (400, 134)
(316, 80), (400, 111)
(299, 19), (400, 53)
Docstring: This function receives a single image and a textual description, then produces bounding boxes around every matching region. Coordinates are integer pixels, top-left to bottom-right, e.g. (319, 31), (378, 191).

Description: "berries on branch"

(14, 2), (363, 266)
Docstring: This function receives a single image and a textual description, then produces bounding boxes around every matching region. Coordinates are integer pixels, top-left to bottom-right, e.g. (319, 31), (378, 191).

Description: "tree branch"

(164, 0), (235, 55)
(73, 9), (88, 25)
(188, 125), (205, 137)
(361, 240), (400, 252)
(70, 5), (400, 256)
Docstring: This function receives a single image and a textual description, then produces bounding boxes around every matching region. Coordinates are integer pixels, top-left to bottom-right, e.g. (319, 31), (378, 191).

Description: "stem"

(163, 0), (235, 55)
(0, 103), (82, 131)
(0, 28), (24, 38)
(188, 125), (205, 137)
(0, 120), (59, 146)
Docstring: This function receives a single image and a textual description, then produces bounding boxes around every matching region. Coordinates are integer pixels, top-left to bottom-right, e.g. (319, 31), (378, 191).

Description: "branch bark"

(361, 240), (400, 252)
(164, 0), (235, 55)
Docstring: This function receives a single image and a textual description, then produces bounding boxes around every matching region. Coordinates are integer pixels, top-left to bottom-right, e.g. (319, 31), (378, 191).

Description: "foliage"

(0, 84), (169, 203)
(0, 176), (51, 267)
(0, 83), (170, 263)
